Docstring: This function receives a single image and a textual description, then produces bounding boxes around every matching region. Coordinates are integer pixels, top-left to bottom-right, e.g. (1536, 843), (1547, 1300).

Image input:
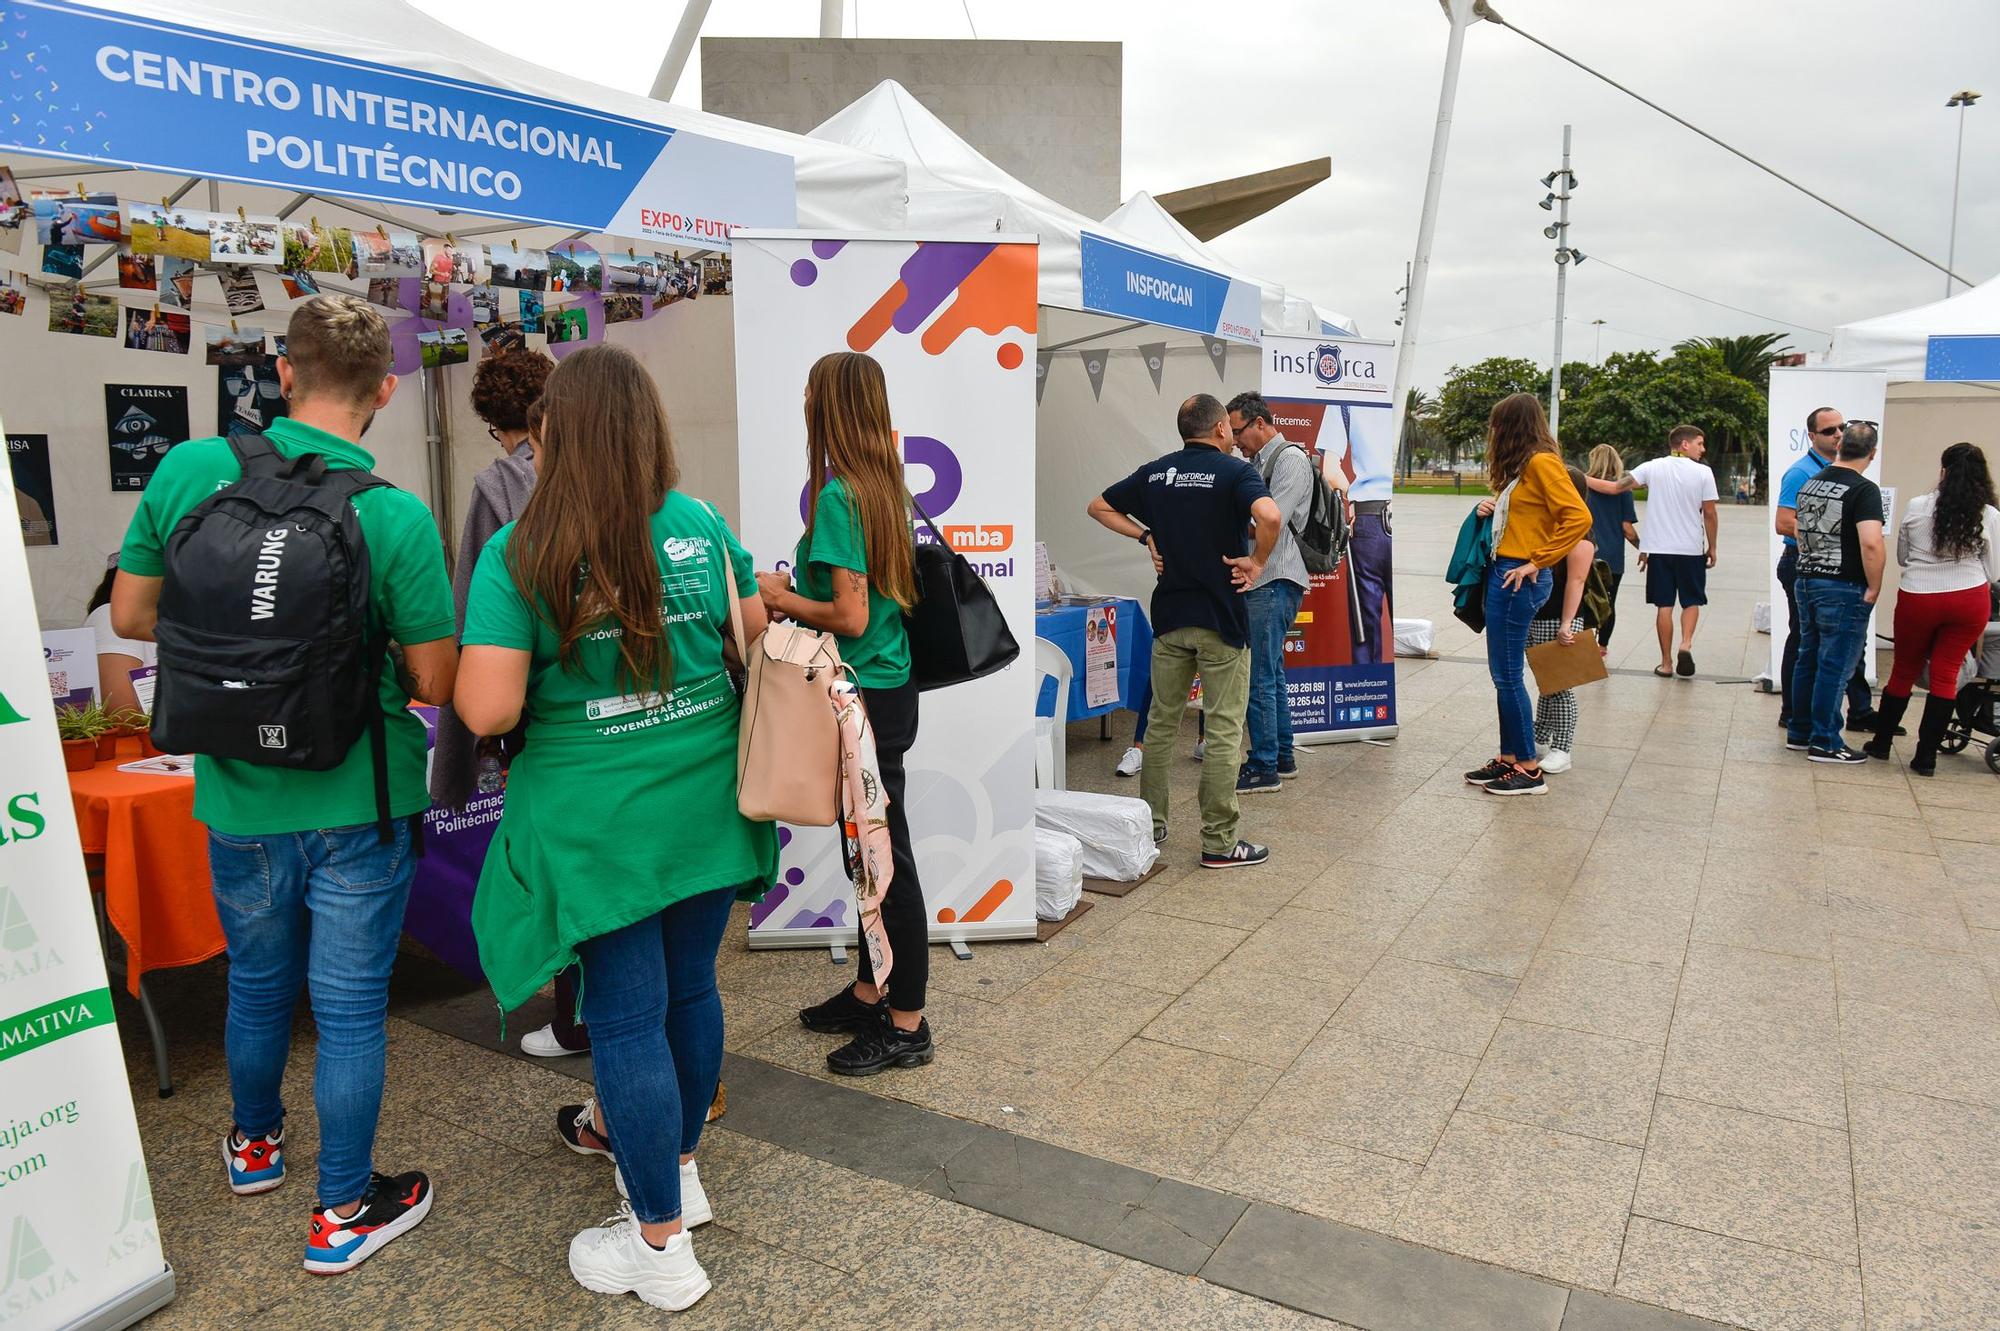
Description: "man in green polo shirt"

(110, 295), (457, 1274)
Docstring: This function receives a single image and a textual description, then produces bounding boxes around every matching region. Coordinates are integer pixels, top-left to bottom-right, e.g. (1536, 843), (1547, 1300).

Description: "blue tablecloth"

(1035, 598), (1152, 723)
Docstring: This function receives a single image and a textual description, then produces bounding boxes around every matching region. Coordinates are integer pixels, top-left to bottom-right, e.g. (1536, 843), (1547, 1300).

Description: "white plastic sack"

(1753, 601), (1772, 634)
(1034, 788), (1159, 883)
(1035, 827), (1084, 921)
(1393, 618), (1435, 658)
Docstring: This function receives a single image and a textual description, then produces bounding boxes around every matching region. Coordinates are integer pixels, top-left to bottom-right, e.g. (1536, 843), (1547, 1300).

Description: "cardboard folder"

(1526, 629), (1609, 694)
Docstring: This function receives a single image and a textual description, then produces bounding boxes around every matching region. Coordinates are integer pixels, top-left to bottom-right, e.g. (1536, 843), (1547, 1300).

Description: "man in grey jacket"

(1227, 392), (1330, 794)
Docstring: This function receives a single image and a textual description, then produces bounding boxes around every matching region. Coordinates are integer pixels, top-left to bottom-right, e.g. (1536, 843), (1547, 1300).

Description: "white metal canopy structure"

(1824, 274), (2000, 380)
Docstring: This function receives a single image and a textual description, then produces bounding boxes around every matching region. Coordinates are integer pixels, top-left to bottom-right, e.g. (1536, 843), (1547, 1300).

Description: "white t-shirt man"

(1630, 455), (1719, 555)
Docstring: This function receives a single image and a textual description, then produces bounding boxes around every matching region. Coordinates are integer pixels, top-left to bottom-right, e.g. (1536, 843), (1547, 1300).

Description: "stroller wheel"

(1986, 736), (2000, 776)
(1940, 726), (1971, 755)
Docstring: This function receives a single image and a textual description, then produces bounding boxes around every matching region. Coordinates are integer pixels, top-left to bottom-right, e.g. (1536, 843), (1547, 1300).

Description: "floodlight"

(1543, 225), (1559, 239)
(1571, 249), (1587, 265)
(1541, 171), (1559, 188)
(1539, 194), (1555, 210)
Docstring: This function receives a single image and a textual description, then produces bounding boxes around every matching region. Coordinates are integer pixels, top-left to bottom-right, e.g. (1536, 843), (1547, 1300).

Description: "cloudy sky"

(422, 0), (1996, 393)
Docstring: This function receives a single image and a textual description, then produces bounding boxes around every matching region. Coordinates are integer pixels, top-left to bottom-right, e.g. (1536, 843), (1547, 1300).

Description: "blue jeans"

(1244, 580), (1305, 773)
(1485, 558), (1552, 760)
(207, 819), (416, 1209)
(1789, 578), (1872, 750)
(575, 886), (736, 1225)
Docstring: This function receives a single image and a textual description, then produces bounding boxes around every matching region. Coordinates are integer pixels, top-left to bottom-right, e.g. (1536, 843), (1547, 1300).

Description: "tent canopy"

(1825, 274), (2000, 381)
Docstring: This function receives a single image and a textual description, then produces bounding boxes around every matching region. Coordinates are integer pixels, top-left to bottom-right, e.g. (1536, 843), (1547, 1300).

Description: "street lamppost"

(1591, 318), (1607, 363)
(1945, 90), (1981, 298)
(1540, 127), (1585, 439)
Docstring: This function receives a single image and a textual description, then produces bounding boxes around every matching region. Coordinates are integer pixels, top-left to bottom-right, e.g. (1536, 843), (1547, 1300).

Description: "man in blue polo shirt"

(1777, 406), (1885, 734)
(1089, 394), (1282, 870)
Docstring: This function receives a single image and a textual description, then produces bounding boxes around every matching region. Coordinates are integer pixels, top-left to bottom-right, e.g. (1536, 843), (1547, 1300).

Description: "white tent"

(1824, 274), (2000, 380)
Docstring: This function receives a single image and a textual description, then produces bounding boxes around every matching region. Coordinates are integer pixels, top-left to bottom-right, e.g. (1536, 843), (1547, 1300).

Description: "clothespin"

(511, 237), (518, 252)
(446, 232), (457, 248)
(311, 215), (320, 232)
(230, 317), (238, 334)
(379, 224), (390, 240)
(238, 205), (247, 222)
(75, 180), (84, 198)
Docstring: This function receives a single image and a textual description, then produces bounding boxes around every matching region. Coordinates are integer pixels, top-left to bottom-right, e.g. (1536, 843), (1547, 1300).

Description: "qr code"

(47, 671), (67, 697)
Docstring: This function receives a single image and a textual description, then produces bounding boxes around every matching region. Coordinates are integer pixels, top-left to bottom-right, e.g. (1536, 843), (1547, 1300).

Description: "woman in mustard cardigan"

(1465, 393), (1593, 797)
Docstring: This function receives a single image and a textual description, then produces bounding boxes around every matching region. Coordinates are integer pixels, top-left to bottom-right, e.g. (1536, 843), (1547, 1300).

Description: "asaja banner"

(1261, 334), (1400, 741)
(0, 417), (174, 1329)
(2, 0), (796, 246)
(732, 231), (1039, 947)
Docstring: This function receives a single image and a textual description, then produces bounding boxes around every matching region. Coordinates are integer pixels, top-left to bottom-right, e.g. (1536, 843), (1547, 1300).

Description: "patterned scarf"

(830, 678), (894, 991)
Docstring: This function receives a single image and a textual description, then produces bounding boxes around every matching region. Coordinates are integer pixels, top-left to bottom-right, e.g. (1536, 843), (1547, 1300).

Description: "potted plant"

(104, 708), (152, 758)
(54, 701), (110, 771)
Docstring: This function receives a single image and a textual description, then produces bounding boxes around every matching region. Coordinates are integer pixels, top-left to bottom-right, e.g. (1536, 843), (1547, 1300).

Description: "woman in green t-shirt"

(455, 345), (773, 1313)
(755, 351), (934, 1076)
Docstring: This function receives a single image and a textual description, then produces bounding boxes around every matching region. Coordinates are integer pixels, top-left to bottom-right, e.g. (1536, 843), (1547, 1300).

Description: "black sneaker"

(1235, 767), (1282, 796)
(1484, 764), (1548, 797)
(1808, 744), (1869, 765)
(1201, 840), (1271, 870)
(557, 1098), (614, 1159)
(827, 1018), (934, 1076)
(1784, 737), (1811, 752)
(303, 1170), (432, 1274)
(1848, 712), (1904, 736)
(799, 985), (888, 1035)
(1464, 758), (1513, 787)
(1277, 753), (1299, 779)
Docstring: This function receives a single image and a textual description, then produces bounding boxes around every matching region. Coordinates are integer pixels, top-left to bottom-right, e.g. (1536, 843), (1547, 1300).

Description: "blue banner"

(1078, 231), (1261, 343)
(1, 1), (795, 244)
(1926, 335), (2000, 382)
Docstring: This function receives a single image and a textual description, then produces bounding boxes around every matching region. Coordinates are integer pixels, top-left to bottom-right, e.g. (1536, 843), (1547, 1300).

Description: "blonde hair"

(284, 294), (392, 405)
(1586, 444), (1624, 481)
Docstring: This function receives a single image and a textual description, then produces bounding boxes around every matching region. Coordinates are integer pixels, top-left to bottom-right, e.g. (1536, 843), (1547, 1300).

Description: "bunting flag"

(1139, 341), (1166, 392)
(1081, 349), (1108, 400)
(1202, 335), (1229, 381)
(1035, 348), (1054, 404)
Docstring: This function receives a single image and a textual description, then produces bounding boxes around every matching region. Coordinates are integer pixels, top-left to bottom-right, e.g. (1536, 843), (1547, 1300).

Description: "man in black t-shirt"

(1787, 421), (1886, 764)
(1089, 394), (1282, 869)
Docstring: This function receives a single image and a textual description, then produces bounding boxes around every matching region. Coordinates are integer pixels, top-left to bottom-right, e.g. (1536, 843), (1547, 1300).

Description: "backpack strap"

(227, 431), (285, 477)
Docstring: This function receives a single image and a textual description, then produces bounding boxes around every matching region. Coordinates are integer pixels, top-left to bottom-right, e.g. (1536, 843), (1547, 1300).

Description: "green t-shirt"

(118, 418), (454, 836)
(794, 477), (911, 689)
(460, 491), (775, 1012)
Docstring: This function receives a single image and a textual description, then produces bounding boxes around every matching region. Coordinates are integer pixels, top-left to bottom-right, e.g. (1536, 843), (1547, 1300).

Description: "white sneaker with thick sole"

(1114, 746), (1143, 778)
(1540, 749), (1573, 774)
(1192, 740), (1206, 761)
(613, 1161), (713, 1227)
(569, 1206), (710, 1312)
(520, 1023), (583, 1058)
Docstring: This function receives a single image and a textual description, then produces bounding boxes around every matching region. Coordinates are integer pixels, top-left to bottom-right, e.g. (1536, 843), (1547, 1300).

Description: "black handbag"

(904, 498), (1021, 691)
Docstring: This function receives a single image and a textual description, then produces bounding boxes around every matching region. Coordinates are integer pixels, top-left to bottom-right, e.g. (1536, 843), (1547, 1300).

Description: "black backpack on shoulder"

(150, 433), (397, 836)
(1285, 442), (1351, 576)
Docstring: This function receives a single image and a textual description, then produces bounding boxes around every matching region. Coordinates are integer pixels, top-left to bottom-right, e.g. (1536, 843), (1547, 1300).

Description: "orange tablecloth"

(68, 756), (224, 994)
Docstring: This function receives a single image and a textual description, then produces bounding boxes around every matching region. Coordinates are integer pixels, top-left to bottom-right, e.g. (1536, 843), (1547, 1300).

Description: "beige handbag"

(716, 532), (848, 827)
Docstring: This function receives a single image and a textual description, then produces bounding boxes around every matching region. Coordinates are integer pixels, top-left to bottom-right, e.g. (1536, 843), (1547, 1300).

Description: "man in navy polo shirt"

(1089, 394), (1282, 870)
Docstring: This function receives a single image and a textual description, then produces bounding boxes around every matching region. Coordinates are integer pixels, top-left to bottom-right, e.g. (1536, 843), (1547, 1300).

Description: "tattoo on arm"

(844, 570), (867, 594)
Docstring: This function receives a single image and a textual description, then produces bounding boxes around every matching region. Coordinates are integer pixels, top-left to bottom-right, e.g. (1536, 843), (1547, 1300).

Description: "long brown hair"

(1486, 392), (1559, 491)
(506, 345), (679, 692)
(804, 351), (917, 611)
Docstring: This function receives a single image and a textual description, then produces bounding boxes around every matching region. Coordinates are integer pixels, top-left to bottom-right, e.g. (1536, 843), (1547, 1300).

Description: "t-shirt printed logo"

(1148, 465), (1217, 490)
(660, 533), (715, 599)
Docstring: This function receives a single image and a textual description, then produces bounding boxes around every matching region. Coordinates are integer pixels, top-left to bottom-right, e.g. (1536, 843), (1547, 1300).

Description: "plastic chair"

(1035, 637), (1073, 790)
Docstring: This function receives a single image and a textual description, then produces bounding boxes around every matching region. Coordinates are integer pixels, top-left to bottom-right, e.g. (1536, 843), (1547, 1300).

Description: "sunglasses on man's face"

(1813, 425), (1844, 437)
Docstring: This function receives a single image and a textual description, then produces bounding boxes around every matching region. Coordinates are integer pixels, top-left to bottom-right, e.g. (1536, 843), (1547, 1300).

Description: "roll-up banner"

(1, 0), (795, 246)
(732, 231), (1039, 948)
(0, 429), (174, 1329)
(1765, 367), (1888, 687)
(1262, 334), (1400, 741)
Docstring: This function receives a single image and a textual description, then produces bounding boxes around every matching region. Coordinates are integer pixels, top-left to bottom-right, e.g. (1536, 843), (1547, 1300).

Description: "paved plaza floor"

(117, 495), (1999, 1330)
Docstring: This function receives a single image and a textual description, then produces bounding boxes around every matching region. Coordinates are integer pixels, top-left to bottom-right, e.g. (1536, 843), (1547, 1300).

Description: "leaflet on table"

(117, 753), (195, 776)
(40, 626), (99, 707)
(131, 664), (157, 714)
(3, 1), (796, 246)
(1084, 604), (1118, 708)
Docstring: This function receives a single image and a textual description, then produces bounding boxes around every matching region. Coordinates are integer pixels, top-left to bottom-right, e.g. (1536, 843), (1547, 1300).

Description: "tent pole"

(820, 0), (843, 38)
(650, 0), (714, 102)
(1041, 320), (1151, 353)
(421, 365), (455, 554)
(8, 162), (134, 181)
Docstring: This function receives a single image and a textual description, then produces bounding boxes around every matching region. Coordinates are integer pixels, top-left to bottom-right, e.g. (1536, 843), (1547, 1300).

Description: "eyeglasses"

(1812, 425), (1843, 437)
(487, 425), (503, 442)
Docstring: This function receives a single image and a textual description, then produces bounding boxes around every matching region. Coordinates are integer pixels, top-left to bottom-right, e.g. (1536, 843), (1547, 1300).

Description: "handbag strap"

(908, 493), (947, 547)
(701, 501), (750, 663)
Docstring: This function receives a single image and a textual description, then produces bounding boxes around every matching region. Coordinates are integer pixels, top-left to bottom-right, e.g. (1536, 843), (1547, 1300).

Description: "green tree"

(1436, 356), (1547, 465)
(1673, 333), (1793, 394)
(1399, 387), (1439, 475)
(1564, 345), (1765, 477)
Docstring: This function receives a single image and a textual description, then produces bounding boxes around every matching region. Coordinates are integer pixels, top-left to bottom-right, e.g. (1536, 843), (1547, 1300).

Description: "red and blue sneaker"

(303, 1169), (433, 1275)
(222, 1126), (285, 1196)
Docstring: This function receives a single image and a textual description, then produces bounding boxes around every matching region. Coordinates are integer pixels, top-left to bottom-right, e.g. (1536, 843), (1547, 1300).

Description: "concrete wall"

(702, 38), (1121, 218)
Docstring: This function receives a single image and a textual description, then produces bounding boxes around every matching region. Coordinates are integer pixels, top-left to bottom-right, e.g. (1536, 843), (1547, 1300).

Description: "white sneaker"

(1193, 740), (1206, 761)
(520, 1024), (583, 1058)
(613, 1160), (712, 1227)
(1541, 750), (1573, 774)
(569, 1205), (710, 1311)
(1115, 746), (1143, 778)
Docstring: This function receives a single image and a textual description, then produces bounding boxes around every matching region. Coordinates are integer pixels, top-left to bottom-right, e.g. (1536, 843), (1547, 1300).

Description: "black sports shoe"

(1201, 840), (1271, 870)
(303, 1170), (433, 1274)
(1847, 712), (1904, 736)
(1807, 744), (1869, 765)
(1277, 753), (1299, 779)
(799, 986), (888, 1035)
(557, 1098), (614, 1159)
(1464, 758), (1513, 787)
(827, 1018), (934, 1076)
(1484, 764), (1548, 797)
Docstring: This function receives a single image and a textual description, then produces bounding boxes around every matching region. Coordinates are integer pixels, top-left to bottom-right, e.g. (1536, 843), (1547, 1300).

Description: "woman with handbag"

(756, 350), (935, 1077)
(454, 345), (774, 1313)
(1464, 393), (1592, 798)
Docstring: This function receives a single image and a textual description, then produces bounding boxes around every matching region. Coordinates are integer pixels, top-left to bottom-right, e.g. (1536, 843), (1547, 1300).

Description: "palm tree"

(1400, 388), (1437, 476)
(1674, 333), (1793, 392)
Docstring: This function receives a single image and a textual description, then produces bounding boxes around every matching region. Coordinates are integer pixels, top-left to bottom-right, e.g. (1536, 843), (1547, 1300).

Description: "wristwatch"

(1135, 529), (1153, 546)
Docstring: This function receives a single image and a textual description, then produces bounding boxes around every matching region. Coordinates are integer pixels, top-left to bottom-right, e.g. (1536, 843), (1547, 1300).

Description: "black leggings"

(858, 680), (928, 1013)
(1597, 572), (1624, 650)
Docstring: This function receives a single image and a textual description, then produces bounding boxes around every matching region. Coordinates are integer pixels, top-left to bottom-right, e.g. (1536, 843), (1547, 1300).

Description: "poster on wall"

(219, 359), (290, 439)
(1764, 367), (1889, 688)
(1261, 334), (1400, 741)
(0, 439), (178, 1331)
(733, 230), (1040, 948)
(1085, 604), (1118, 708)
(104, 384), (191, 492)
(10, 434), (56, 546)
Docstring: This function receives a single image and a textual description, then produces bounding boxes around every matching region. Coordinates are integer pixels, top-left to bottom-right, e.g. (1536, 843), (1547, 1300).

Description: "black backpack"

(151, 434), (396, 835)
(1284, 443), (1350, 576)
